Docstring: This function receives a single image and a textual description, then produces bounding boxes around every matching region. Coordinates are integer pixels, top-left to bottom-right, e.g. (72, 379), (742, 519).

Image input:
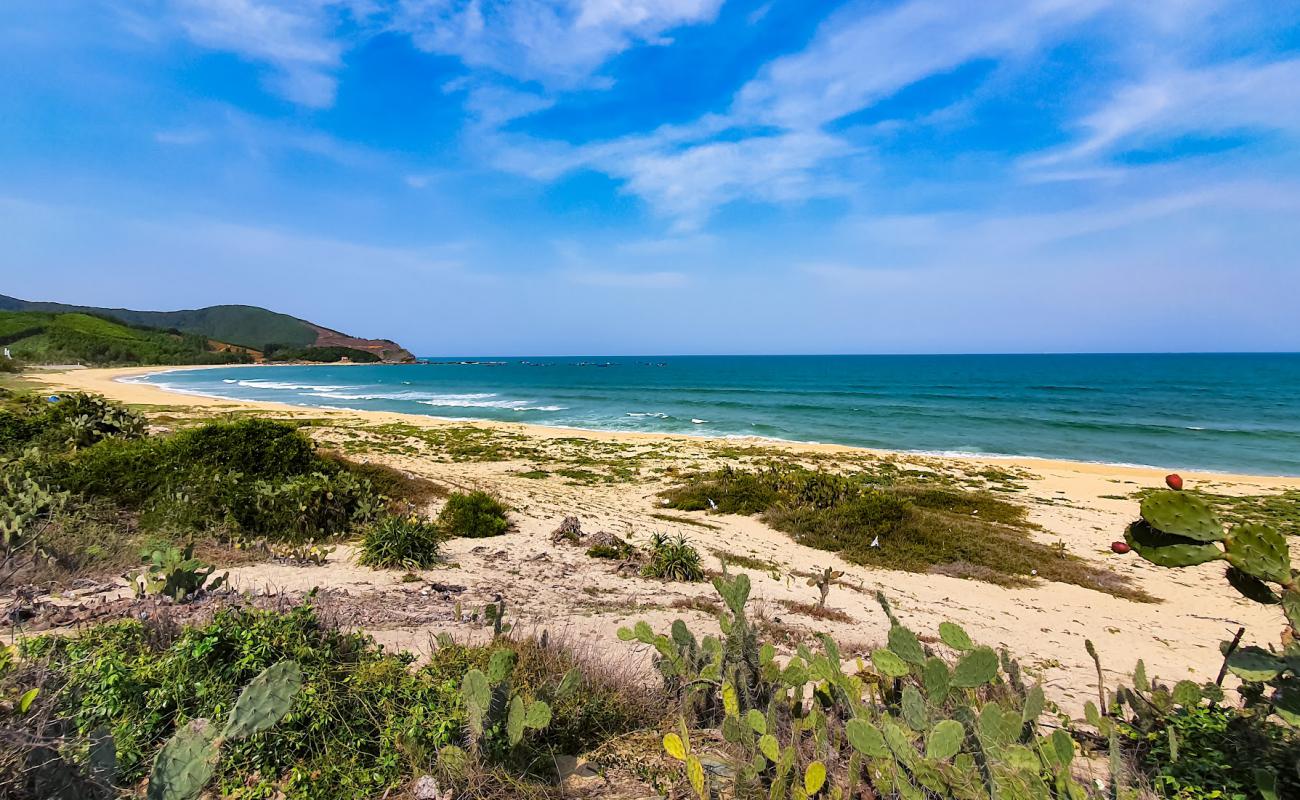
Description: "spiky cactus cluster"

(1124, 477), (1300, 727)
(147, 660), (303, 800)
(126, 544), (227, 602)
(1, 465), (66, 553)
(626, 578), (1090, 799)
(457, 646), (576, 754)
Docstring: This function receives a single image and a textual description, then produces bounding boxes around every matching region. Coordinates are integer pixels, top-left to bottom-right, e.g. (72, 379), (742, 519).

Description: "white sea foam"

(691, 418), (707, 424)
(235, 379), (359, 392)
(626, 412), (670, 418)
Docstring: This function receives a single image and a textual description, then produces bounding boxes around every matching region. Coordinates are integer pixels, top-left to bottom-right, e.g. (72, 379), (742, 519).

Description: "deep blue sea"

(129, 354), (1300, 475)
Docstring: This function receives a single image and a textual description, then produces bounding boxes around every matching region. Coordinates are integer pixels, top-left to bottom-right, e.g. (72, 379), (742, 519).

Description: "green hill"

(0, 294), (414, 362)
(0, 310), (253, 366)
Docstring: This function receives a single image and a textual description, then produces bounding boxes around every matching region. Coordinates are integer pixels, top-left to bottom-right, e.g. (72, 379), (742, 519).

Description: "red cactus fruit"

(1111, 541), (1131, 554)
(1165, 473), (1183, 491)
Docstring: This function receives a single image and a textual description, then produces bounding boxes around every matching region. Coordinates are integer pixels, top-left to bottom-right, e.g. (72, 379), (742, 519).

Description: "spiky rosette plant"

(147, 660), (303, 800)
(1124, 476), (1300, 726)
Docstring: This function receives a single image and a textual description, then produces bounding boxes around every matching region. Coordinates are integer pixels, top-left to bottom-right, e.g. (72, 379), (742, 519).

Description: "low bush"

(357, 513), (442, 569)
(641, 532), (704, 581)
(1119, 704), (1300, 800)
(663, 465), (1149, 599)
(438, 491), (510, 538)
(0, 391), (144, 456)
(50, 417), (383, 543)
(3, 602), (665, 800)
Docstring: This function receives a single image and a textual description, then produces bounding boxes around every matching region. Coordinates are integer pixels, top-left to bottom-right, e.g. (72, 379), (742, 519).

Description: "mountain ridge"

(0, 294), (414, 363)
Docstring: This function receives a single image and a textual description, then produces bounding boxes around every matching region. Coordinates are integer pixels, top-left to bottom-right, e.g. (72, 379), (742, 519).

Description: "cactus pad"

(1225, 524), (1291, 584)
(923, 657), (950, 701)
(887, 625), (925, 665)
(845, 718), (889, 757)
(901, 685), (927, 731)
(925, 719), (964, 761)
(938, 621), (973, 651)
(1226, 566), (1280, 604)
(1140, 491), (1223, 541)
(487, 649), (517, 683)
(222, 660), (303, 740)
(1284, 589), (1300, 633)
(871, 648), (910, 678)
(1125, 520), (1223, 567)
(147, 719), (219, 800)
(1226, 646), (1286, 681)
(951, 647), (999, 688)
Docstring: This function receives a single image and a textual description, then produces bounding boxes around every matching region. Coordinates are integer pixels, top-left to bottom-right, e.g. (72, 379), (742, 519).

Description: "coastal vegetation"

(3, 387), (1297, 799)
(0, 311), (252, 366)
(661, 464), (1151, 599)
(0, 294), (415, 365)
(264, 344), (382, 363)
(437, 491), (511, 538)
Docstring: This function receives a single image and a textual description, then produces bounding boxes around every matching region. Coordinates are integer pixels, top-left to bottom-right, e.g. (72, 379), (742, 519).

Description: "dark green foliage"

(438, 491), (510, 538)
(357, 514), (442, 569)
(641, 533), (705, 582)
(18, 604), (462, 799)
(265, 345), (380, 363)
(0, 296), (318, 350)
(664, 465), (1148, 598)
(0, 311), (251, 366)
(1118, 704), (1300, 800)
(50, 418), (381, 542)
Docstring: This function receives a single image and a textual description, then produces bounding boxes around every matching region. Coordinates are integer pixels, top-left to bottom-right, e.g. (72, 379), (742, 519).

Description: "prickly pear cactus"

(1139, 491), (1223, 541)
(221, 660), (303, 739)
(147, 719), (219, 800)
(147, 661), (303, 800)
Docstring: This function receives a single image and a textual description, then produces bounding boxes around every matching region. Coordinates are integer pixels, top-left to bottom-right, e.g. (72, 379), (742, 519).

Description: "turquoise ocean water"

(129, 354), (1300, 475)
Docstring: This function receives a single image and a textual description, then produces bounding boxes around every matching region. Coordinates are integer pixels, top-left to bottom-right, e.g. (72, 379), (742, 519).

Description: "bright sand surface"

(26, 365), (1300, 712)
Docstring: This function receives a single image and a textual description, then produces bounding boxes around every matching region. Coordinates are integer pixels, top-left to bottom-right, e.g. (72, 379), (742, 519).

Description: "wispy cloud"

(170, 0), (347, 107)
(388, 0), (722, 89)
(1025, 58), (1300, 171)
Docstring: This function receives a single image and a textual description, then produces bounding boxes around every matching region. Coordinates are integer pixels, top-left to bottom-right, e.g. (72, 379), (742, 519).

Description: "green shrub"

(641, 532), (704, 581)
(663, 465), (1148, 599)
(7, 603), (664, 800)
(52, 417), (383, 542)
(357, 514), (442, 569)
(438, 491), (510, 538)
(0, 391), (144, 455)
(166, 418), (319, 478)
(1119, 704), (1300, 800)
(16, 604), (463, 799)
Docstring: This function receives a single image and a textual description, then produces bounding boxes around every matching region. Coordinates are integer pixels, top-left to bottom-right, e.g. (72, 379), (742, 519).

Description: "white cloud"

(732, 0), (1111, 129)
(171, 0), (346, 107)
(389, 0), (722, 88)
(481, 0), (1117, 226)
(1026, 58), (1300, 169)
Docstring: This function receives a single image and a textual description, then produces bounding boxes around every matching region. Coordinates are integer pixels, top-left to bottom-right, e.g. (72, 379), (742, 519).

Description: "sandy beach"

(21, 364), (1300, 714)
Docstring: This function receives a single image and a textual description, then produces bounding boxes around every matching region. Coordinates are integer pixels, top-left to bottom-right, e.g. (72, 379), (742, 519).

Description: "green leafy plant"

(437, 491), (510, 538)
(125, 544), (227, 602)
(641, 532), (704, 581)
(357, 513), (442, 569)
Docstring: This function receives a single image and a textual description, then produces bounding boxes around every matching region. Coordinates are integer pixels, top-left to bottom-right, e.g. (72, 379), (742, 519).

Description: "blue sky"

(2, 0), (1299, 355)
